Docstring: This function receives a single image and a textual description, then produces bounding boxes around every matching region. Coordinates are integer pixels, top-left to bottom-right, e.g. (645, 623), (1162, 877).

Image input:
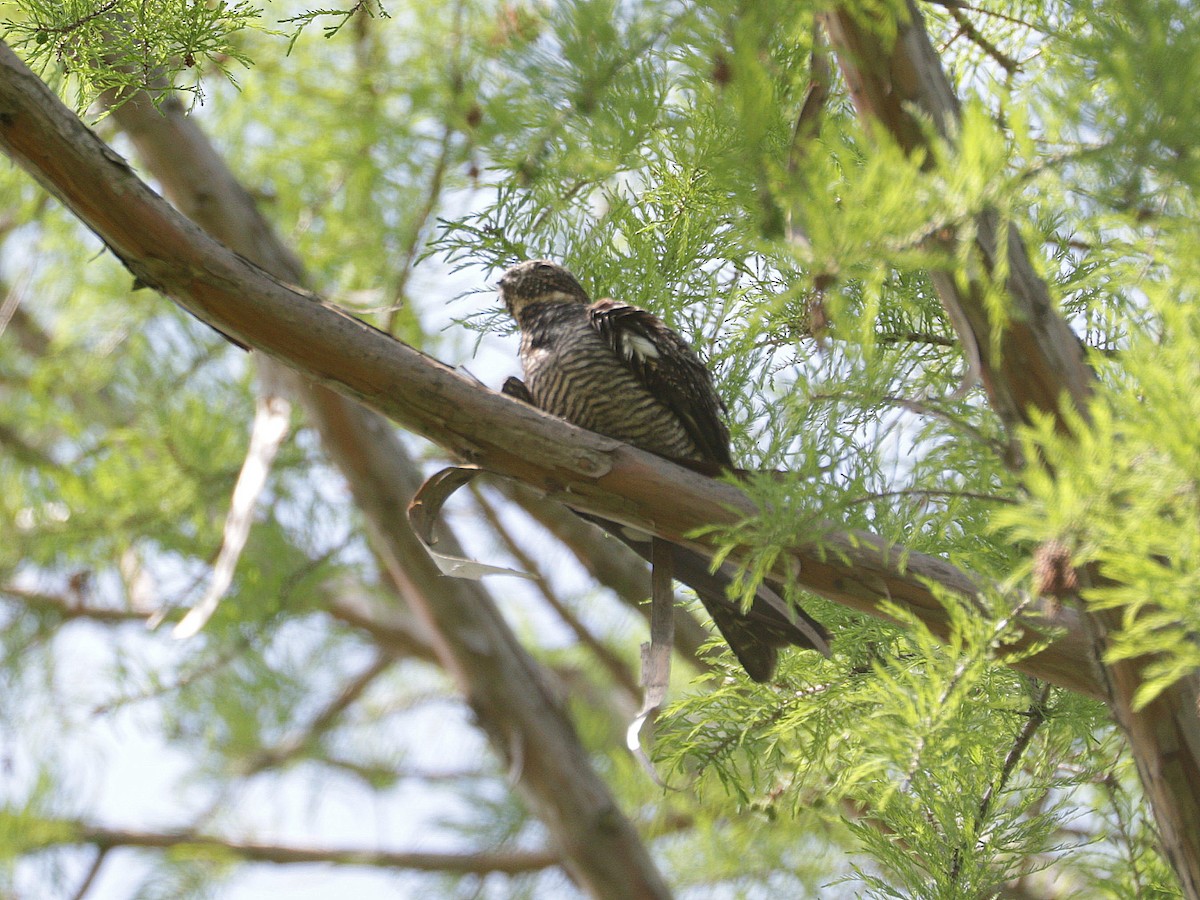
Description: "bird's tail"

(665, 544), (830, 683)
(583, 514), (830, 682)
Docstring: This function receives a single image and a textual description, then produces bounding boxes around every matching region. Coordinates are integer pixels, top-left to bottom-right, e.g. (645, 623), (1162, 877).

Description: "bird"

(498, 259), (829, 681)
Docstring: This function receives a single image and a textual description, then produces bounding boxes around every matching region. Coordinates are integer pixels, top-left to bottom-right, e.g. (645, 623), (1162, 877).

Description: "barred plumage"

(516, 300), (715, 463)
(499, 259), (829, 681)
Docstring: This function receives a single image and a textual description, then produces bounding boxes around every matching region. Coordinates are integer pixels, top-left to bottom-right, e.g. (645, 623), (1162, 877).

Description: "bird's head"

(498, 260), (590, 318)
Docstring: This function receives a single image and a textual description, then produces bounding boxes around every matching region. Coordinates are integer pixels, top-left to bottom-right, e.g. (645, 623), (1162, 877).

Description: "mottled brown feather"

(587, 300), (733, 470)
(498, 260), (830, 680)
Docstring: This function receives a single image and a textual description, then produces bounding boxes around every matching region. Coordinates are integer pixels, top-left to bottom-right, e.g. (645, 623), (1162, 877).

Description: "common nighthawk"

(498, 260), (830, 681)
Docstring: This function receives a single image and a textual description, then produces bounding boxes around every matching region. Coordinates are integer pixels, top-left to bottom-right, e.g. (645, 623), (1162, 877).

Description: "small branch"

(902, 594), (1039, 794)
(56, 823), (560, 875)
(324, 755), (487, 785)
(471, 486), (641, 701)
(876, 330), (957, 348)
(943, 5), (1020, 74)
(950, 680), (1052, 882)
(531, 178), (590, 232)
(882, 393), (1007, 454)
(384, 121), (454, 333)
(787, 22), (831, 174)
(324, 579), (438, 662)
(924, 0), (1045, 33)
(245, 650), (397, 774)
(3, 301), (52, 355)
(1, 584), (148, 625)
(841, 487), (1018, 509)
(1100, 770), (1149, 898)
(91, 634), (253, 715)
(70, 847), (109, 900)
(0, 420), (58, 468)
(808, 390), (1004, 453)
(981, 681), (1053, 818)
(34, 0), (119, 37)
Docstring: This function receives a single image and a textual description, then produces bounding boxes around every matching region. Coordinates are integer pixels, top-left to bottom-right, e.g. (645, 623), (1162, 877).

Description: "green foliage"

(998, 290), (1200, 709)
(1, 0), (1197, 896)
(280, 1), (390, 51)
(0, 0), (261, 107)
(657, 589), (1114, 897)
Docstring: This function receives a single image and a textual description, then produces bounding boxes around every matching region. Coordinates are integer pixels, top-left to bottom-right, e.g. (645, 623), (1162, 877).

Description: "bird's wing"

(587, 299), (733, 469)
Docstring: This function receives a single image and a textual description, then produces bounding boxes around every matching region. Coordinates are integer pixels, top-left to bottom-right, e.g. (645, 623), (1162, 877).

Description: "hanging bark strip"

(407, 465), (537, 579)
(625, 537), (677, 788)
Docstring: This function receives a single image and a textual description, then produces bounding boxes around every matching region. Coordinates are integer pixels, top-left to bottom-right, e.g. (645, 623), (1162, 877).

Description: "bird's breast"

(519, 314), (702, 461)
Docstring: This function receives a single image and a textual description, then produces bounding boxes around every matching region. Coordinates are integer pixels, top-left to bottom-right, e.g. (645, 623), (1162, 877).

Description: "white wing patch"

(620, 331), (660, 362)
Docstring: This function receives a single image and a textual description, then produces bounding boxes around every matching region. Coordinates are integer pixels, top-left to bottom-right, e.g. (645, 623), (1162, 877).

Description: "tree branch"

(1, 584), (148, 624)
(822, 2), (1092, 437)
(47, 822), (559, 875)
(322, 576), (438, 662)
(0, 40), (1099, 705)
(69, 847), (108, 900)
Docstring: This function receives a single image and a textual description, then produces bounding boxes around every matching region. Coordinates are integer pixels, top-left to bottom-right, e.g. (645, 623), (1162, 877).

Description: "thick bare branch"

(0, 41), (1099, 704)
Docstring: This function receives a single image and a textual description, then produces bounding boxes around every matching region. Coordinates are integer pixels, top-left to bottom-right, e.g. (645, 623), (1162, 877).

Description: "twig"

(788, 22), (831, 175)
(246, 650), (397, 773)
(384, 123), (454, 331)
(841, 487), (1018, 509)
(902, 594), (1039, 794)
(90, 633), (254, 715)
(808, 390), (1003, 452)
(35, 0), (119, 36)
(1101, 771), (1148, 898)
(1, 584), (148, 624)
(70, 847), (109, 900)
(55, 822), (560, 874)
(943, 5), (1020, 74)
(950, 681), (1052, 881)
(876, 330), (957, 348)
(471, 485), (641, 700)
(925, 0), (1045, 33)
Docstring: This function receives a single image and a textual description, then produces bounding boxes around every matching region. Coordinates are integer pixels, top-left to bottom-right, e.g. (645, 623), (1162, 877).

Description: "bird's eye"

(536, 261), (553, 270)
